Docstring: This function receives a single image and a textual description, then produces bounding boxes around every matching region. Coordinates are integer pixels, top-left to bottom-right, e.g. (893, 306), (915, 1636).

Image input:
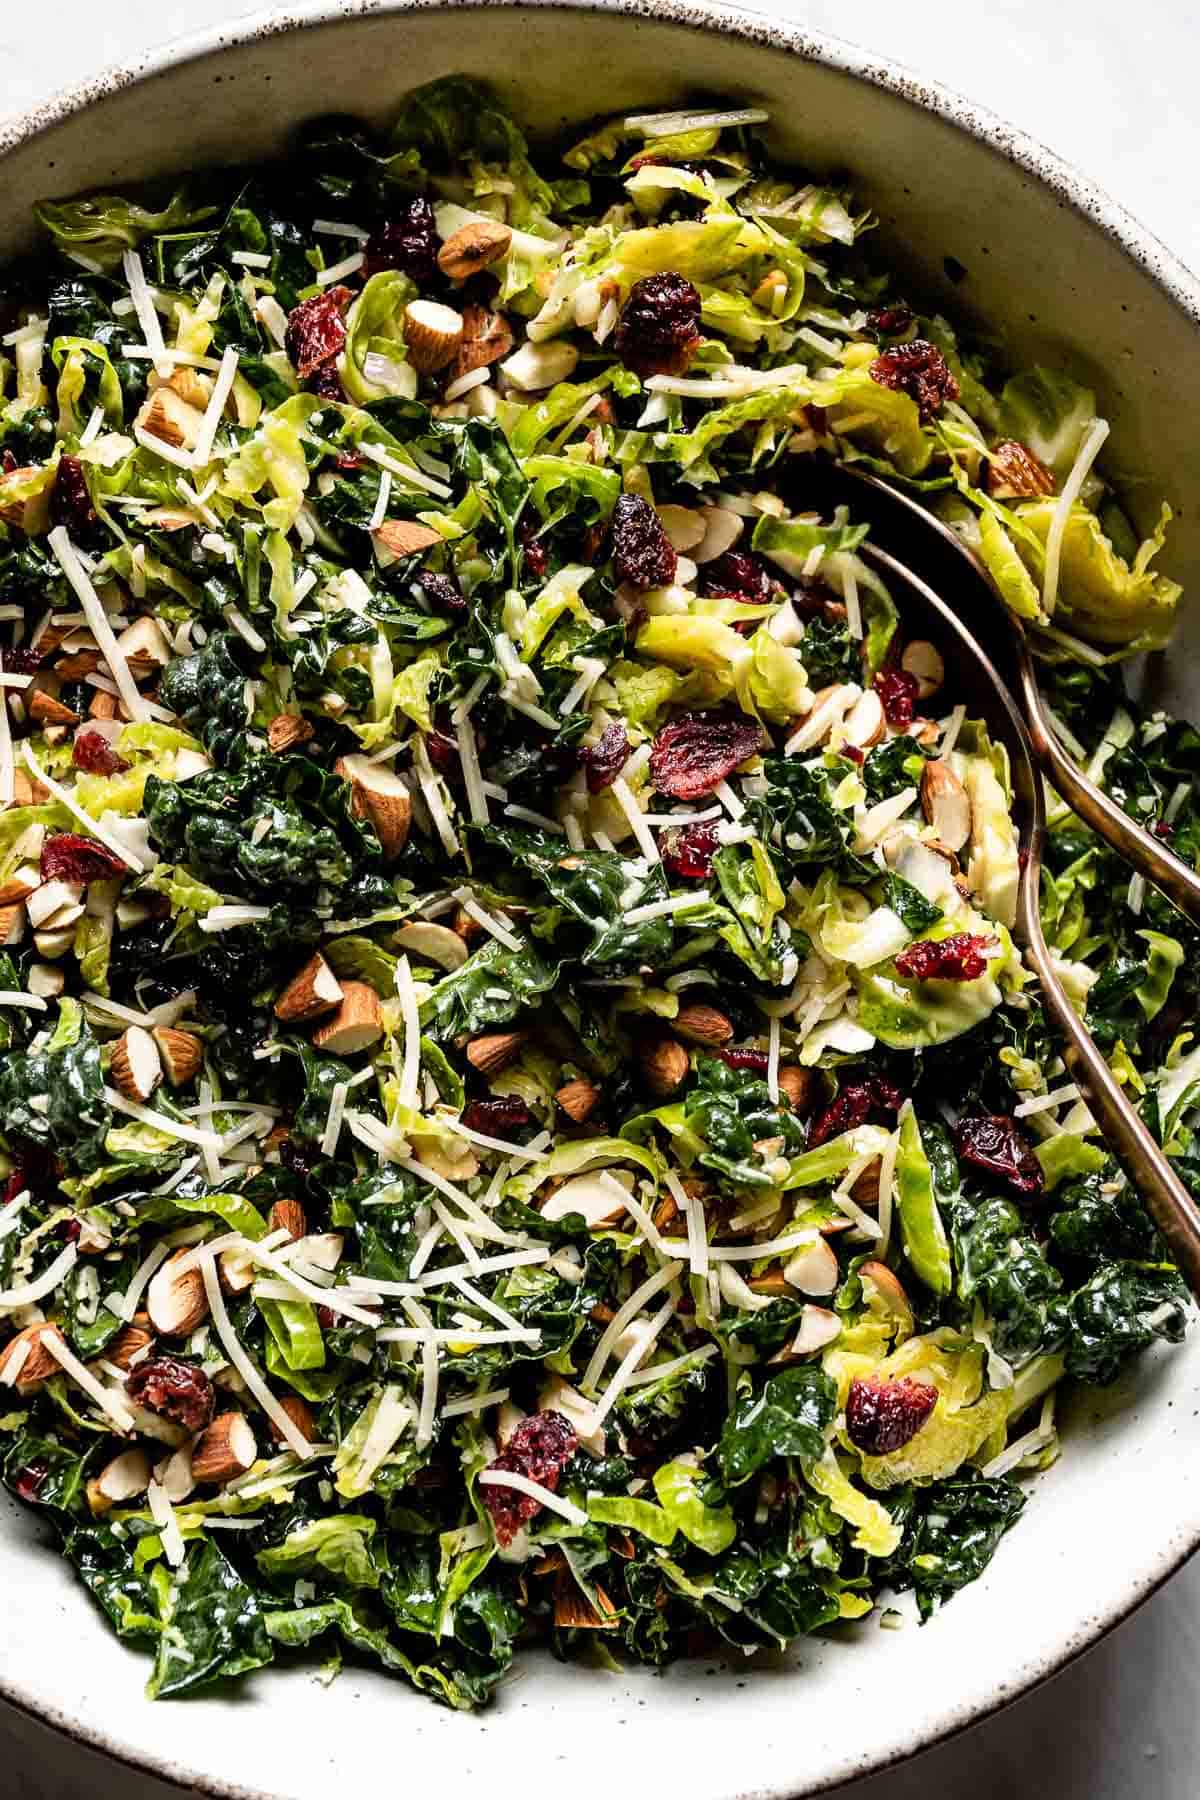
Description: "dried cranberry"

(480, 1411), (577, 1546)
(808, 1076), (902, 1148)
(869, 339), (959, 424)
(698, 550), (780, 604)
(1, 644), (45, 676)
(317, 1306), (337, 1331)
(613, 272), (703, 379)
(363, 200), (442, 285)
(866, 304), (914, 338)
(424, 729), (460, 777)
(41, 831), (128, 883)
(649, 711), (762, 802)
(845, 1376), (937, 1456)
(417, 571), (467, 615)
(874, 668), (919, 729)
(57, 1218), (81, 1244)
(581, 722), (629, 794)
(954, 1113), (1044, 1197)
(307, 362), (346, 401)
(285, 286), (352, 381)
(49, 454), (98, 538)
(518, 518), (549, 580)
(126, 1355), (215, 1434)
(13, 1459), (50, 1503)
(462, 1097), (532, 1137)
(842, 745), (865, 766)
(335, 451), (365, 472)
(1153, 820), (1174, 839)
(610, 494), (677, 592)
(894, 933), (996, 982)
(0, 449), (15, 475)
(717, 1046), (769, 1074)
(72, 729), (129, 776)
(660, 819), (719, 880)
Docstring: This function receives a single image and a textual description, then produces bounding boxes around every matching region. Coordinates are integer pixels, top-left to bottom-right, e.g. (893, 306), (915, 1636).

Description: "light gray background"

(2, 1), (1197, 1794)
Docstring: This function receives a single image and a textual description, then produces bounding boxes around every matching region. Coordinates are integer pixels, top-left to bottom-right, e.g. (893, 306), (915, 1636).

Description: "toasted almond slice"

(271, 1393), (315, 1449)
(268, 1199), (307, 1243)
(147, 1247), (210, 1337)
(392, 920), (467, 970)
(920, 760), (971, 853)
(105, 1316), (155, 1372)
(540, 1173), (629, 1230)
(274, 952), (344, 1023)
(674, 1003), (734, 1047)
(769, 1305), (842, 1363)
(334, 753), (413, 860)
(1, 1322), (66, 1394)
(465, 1030), (525, 1076)
(191, 1412), (258, 1485)
(11, 769), (50, 807)
(372, 519), (442, 563)
(849, 1158), (882, 1207)
(267, 712), (314, 753)
(110, 1025), (163, 1103)
(783, 1237), (840, 1295)
(450, 305), (515, 382)
(748, 1269), (792, 1297)
(556, 1077), (600, 1123)
(500, 340), (579, 392)
(0, 866), (40, 906)
(115, 615), (172, 670)
(165, 365), (212, 410)
(656, 505), (707, 553)
(900, 639), (945, 700)
(28, 688), (78, 727)
(777, 1066), (813, 1112)
(87, 1447), (153, 1516)
(437, 220), (514, 282)
(311, 981), (384, 1054)
(0, 903), (26, 946)
(27, 961), (66, 999)
(553, 1569), (618, 1630)
(858, 1260), (914, 1338)
(135, 385), (205, 451)
(151, 1026), (203, 1087)
(88, 689), (120, 721)
(842, 688), (886, 750)
(27, 879), (84, 930)
(692, 505), (744, 564)
(404, 299), (464, 373)
(158, 1443), (196, 1504)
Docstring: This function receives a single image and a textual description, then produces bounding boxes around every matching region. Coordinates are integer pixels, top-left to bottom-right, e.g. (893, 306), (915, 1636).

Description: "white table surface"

(3, 2), (1197, 1794)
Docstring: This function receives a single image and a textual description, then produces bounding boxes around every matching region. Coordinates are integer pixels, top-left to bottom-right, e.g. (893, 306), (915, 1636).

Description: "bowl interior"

(2, 7), (1199, 1797)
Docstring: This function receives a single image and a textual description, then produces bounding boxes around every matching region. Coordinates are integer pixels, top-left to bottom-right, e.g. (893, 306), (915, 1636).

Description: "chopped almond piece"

(274, 952), (344, 1023)
(151, 1026), (203, 1087)
(146, 1247), (209, 1337)
(335, 754), (413, 860)
(109, 1026), (163, 1103)
(465, 1030), (525, 1076)
(311, 981), (384, 1054)
(191, 1412), (258, 1485)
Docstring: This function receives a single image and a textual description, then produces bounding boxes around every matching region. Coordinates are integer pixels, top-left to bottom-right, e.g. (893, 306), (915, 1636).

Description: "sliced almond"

(27, 961), (65, 999)
(452, 905), (484, 946)
(920, 760), (971, 853)
(466, 1030), (525, 1077)
(554, 1570), (618, 1630)
(267, 712), (314, 753)
(392, 920), (466, 970)
(151, 1026), (203, 1087)
(311, 981), (384, 1054)
(105, 1316), (154, 1372)
(541, 1172), (629, 1230)
(134, 385), (205, 451)
(115, 615), (171, 670)
(372, 519), (442, 564)
(146, 1247), (209, 1337)
(786, 683), (861, 753)
(88, 689), (120, 721)
(0, 866), (40, 906)
(268, 1199), (307, 1243)
(449, 305), (515, 383)
(437, 220), (513, 282)
(538, 1374), (607, 1457)
(692, 506), (744, 564)
(986, 439), (1056, 500)
(86, 1447), (153, 1517)
(11, 768), (50, 807)
(0, 1322), (66, 1395)
(110, 1026), (163, 1103)
(0, 465), (51, 533)
(900, 640), (945, 700)
(335, 753), (413, 860)
(158, 1443), (196, 1503)
(849, 1158), (882, 1208)
(0, 904), (25, 946)
(748, 1269), (792, 1297)
(28, 689), (78, 727)
(674, 1003), (734, 1048)
(27, 879), (84, 929)
(403, 299), (464, 374)
(783, 1237), (840, 1296)
(165, 365), (212, 411)
(500, 340), (579, 392)
(858, 1260), (914, 1338)
(271, 1393), (315, 1449)
(556, 1077), (600, 1123)
(657, 505), (706, 554)
(638, 1032), (689, 1098)
(841, 688), (886, 751)
(777, 1066), (813, 1112)
(274, 952), (344, 1023)
(770, 1305), (842, 1363)
(55, 650), (103, 680)
(191, 1412), (258, 1485)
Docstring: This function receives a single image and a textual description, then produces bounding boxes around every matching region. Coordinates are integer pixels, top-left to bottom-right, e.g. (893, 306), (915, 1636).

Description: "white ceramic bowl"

(2, 6), (1199, 1794)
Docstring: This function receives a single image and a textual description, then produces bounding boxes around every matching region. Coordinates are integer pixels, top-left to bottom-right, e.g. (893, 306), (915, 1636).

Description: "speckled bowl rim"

(1, 3), (1199, 1794)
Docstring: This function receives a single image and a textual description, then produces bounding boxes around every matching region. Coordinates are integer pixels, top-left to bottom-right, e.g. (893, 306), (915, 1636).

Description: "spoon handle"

(1017, 647), (1200, 929)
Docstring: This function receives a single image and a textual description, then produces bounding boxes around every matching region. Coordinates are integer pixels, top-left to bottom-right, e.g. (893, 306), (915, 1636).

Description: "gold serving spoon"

(847, 527), (1200, 1297)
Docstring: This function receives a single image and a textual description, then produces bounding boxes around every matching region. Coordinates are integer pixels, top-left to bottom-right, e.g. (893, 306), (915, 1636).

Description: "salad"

(0, 77), (1193, 1709)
